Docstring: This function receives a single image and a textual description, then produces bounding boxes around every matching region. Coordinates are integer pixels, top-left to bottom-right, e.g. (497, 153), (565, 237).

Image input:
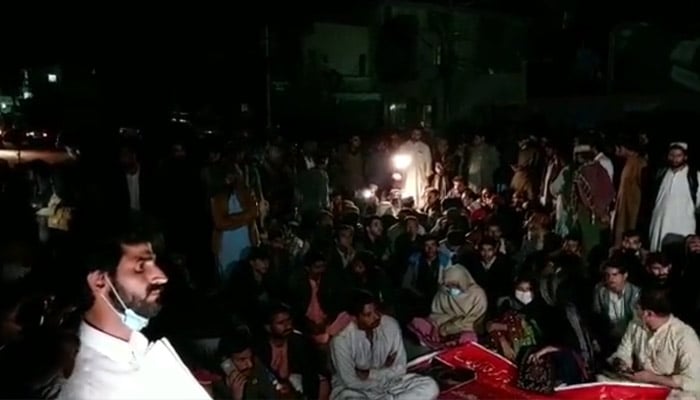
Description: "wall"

(303, 22), (372, 77)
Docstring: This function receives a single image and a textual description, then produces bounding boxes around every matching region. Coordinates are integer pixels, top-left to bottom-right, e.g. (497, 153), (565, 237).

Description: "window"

(47, 74), (57, 83)
(434, 45), (442, 66)
(359, 54), (367, 76)
(422, 104), (433, 128)
(387, 102), (408, 128)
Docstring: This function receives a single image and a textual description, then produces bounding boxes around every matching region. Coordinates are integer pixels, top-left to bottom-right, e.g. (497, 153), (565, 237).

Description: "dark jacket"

(227, 267), (279, 329)
(466, 255), (514, 308)
(287, 269), (342, 327)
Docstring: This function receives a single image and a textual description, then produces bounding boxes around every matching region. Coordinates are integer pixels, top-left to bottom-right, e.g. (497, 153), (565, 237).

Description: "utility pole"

(264, 24), (273, 130)
(442, 0), (455, 124)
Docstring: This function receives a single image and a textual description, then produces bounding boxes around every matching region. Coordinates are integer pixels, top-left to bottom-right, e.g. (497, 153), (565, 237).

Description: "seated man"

(330, 290), (439, 400)
(217, 331), (301, 400)
(256, 303), (329, 399)
(591, 259), (640, 356)
(604, 288), (700, 396)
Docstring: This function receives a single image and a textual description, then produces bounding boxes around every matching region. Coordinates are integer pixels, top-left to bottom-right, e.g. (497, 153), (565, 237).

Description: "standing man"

(592, 139), (614, 184)
(649, 142), (700, 252)
(59, 227), (211, 399)
(398, 129), (432, 208)
(467, 133), (500, 193)
(329, 290), (439, 400)
(572, 145), (615, 257)
(539, 140), (564, 208)
(510, 135), (539, 201)
(340, 135), (365, 195)
(613, 137), (647, 246)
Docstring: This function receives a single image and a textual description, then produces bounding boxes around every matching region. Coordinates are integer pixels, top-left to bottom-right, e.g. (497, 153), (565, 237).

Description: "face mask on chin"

(102, 277), (151, 332)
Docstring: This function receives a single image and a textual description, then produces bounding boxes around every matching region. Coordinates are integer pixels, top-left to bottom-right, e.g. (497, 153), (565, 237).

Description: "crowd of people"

(2, 124), (700, 399)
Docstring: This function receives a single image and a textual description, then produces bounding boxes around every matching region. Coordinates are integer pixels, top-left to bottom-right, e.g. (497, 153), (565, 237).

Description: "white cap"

(573, 144), (592, 153)
(670, 142), (689, 150)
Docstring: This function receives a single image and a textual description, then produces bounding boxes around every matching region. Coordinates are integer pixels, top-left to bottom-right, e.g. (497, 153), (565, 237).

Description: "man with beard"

(59, 227), (211, 399)
(256, 303), (328, 399)
(609, 230), (647, 284)
(611, 230), (648, 264)
(329, 290), (438, 400)
(643, 253), (683, 317)
(644, 252), (674, 288)
(649, 142), (700, 252)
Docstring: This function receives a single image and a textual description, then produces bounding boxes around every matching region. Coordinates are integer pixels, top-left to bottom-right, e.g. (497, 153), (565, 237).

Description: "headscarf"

(430, 265), (487, 334)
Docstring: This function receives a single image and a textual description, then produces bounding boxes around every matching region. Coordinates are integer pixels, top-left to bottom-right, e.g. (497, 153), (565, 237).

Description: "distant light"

(48, 74), (57, 83)
(389, 103), (397, 111)
(0, 103), (6, 109)
(23, 91), (32, 99)
(361, 189), (372, 199)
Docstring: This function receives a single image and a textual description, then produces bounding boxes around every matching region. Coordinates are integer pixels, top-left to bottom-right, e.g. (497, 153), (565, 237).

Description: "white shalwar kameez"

(398, 140), (432, 208)
(59, 322), (211, 400)
(330, 315), (439, 400)
(649, 166), (700, 252)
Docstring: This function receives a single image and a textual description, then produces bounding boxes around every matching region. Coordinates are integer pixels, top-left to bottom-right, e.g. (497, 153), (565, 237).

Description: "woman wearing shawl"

(408, 265), (487, 350)
(516, 271), (595, 388)
(486, 275), (543, 361)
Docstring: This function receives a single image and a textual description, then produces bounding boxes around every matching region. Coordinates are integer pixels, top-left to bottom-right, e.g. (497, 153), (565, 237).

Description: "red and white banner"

(409, 342), (670, 400)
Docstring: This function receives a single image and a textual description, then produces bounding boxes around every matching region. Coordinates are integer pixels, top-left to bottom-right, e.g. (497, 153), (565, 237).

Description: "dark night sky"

(6, 1), (699, 68)
(3, 0), (699, 126)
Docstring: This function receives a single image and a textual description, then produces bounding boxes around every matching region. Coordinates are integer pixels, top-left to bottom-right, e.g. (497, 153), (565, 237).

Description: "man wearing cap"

(649, 142), (700, 252)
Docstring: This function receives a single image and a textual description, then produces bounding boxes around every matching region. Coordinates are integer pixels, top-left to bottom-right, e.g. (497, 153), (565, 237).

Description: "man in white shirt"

(329, 290), (438, 400)
(59, 227), (210, 400)
(592, 142), (614, 183)
(605, 288), (700, 396)
(649, 142), (700, 252)
(398, 129), (432, 208)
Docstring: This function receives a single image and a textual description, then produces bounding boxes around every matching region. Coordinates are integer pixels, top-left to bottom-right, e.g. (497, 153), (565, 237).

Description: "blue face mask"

(103, 277), (151, 332)
(448, 287), (463, 297)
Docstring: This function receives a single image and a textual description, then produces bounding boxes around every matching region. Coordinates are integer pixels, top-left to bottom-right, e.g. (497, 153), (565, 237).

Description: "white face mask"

(448, 287), (463, 297)
(515, 290), (533, 305)
(102, 277), (151, 332)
